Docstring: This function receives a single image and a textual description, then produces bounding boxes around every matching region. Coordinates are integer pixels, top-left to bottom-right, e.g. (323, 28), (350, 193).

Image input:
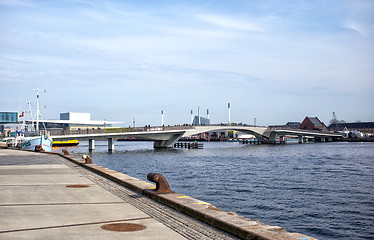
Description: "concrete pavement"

(0, 149), (188, 240)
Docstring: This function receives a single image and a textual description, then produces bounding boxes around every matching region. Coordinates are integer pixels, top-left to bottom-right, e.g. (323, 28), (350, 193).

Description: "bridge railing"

(268, 126), (339, 134)
(49, 128), (105, 136)
(49, 125), (196, 136)
(49, 123), (270, 136)
(204, 123), (265, 127)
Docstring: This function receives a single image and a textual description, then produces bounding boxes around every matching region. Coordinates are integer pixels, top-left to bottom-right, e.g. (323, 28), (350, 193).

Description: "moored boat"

(1, 89), (53, 152)
(18, 135), (53, 152)
(52, 140), (79, 147)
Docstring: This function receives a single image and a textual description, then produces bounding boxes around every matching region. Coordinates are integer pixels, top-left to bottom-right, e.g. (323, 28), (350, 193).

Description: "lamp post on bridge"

(161, 110), (164, 126)
(228, 103), (231, 125)
(198, 107), (201, 125)
(190, 110), (193, 125)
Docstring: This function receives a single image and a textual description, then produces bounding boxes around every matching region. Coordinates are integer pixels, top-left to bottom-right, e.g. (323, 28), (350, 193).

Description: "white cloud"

(80, 9), (111, 22)
(196, 14), (264, 32)
(0, 0), (31, 6)
(0, 69), (24, 78)
(342, 21), (368, 36)
(163, 27), (239, 39)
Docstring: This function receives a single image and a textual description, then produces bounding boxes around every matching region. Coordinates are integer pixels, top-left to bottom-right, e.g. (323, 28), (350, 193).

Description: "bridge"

(51, 125), (342, 152)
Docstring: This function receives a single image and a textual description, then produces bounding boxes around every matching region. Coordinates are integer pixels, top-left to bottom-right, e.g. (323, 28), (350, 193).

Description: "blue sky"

(1, 0), (373, 126)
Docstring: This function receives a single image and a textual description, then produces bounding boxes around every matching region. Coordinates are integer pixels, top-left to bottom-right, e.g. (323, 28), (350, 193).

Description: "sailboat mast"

(28, 101), (34, 131)
(36, 89), (39, 131)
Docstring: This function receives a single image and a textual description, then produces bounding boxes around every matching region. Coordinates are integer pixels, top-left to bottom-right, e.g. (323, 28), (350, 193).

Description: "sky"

(1, 0), (373, 127)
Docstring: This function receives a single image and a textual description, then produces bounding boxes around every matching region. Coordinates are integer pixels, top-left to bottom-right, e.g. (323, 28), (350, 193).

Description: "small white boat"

(17, 135), (53, 152)
(2, 89), (53, 152)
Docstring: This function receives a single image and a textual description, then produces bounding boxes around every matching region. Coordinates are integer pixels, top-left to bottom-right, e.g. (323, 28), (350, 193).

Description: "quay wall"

(21, 149), (316, 240)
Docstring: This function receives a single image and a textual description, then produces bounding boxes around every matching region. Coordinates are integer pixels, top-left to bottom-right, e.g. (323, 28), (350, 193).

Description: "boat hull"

(21, 136), (53, 152)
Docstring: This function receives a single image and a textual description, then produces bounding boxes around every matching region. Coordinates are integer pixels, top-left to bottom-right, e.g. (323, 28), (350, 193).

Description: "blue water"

(56, 141), (374, 239)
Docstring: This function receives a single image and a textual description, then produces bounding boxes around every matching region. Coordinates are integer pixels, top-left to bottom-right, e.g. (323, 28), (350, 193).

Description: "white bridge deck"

(51, 125), (342, 151)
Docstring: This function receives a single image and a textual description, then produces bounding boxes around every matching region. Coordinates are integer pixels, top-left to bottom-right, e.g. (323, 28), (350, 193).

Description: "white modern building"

(31, 112), (121, 130)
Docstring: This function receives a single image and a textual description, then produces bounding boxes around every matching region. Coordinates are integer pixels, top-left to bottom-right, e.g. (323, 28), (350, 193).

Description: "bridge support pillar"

(154, 134), (183, 148)
(298, 136), (304, 144)
(89, 139), (95, 151)
(321, 137), (326, 142)
(269, 132), (276, 144)
(108, 138), (114, 152)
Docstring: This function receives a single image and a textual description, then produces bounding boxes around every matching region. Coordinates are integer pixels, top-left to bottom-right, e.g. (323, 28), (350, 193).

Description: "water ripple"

(60, 141), (374, 240)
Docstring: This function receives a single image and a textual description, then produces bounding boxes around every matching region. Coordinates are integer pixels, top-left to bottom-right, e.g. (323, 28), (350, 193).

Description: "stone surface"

(0, 149), (186, 240)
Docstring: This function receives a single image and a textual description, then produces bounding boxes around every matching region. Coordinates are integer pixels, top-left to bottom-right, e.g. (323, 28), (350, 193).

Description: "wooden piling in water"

(174, 142), (203, 149)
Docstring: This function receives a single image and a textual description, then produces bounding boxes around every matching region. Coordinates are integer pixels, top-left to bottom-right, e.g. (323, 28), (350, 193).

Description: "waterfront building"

(300, 117), (329, 132)
(0, 112), (18, 124)
(269, 121), (301, 129)
(0, 112), (19, 136)
(34, 112), (121, 131)
(192, 116), (210, 126)
(285, 122), (301, 129)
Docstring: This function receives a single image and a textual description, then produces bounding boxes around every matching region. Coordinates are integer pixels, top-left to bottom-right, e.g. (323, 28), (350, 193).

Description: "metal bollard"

(34, 145), (44, 152)
(82, 155), (93, 164)
(147, 173), (173, 193)
(62, 149), (70, 155)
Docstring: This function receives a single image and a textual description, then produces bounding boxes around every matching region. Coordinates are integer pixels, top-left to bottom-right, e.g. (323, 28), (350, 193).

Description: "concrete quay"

(0, 149), (316, 240)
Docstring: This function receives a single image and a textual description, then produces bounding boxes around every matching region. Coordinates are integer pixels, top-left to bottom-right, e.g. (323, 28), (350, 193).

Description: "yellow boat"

(52, 140), (79, 147)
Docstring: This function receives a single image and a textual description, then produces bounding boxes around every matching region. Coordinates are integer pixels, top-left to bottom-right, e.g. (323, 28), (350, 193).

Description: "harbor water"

(56, 141), (374, 239)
